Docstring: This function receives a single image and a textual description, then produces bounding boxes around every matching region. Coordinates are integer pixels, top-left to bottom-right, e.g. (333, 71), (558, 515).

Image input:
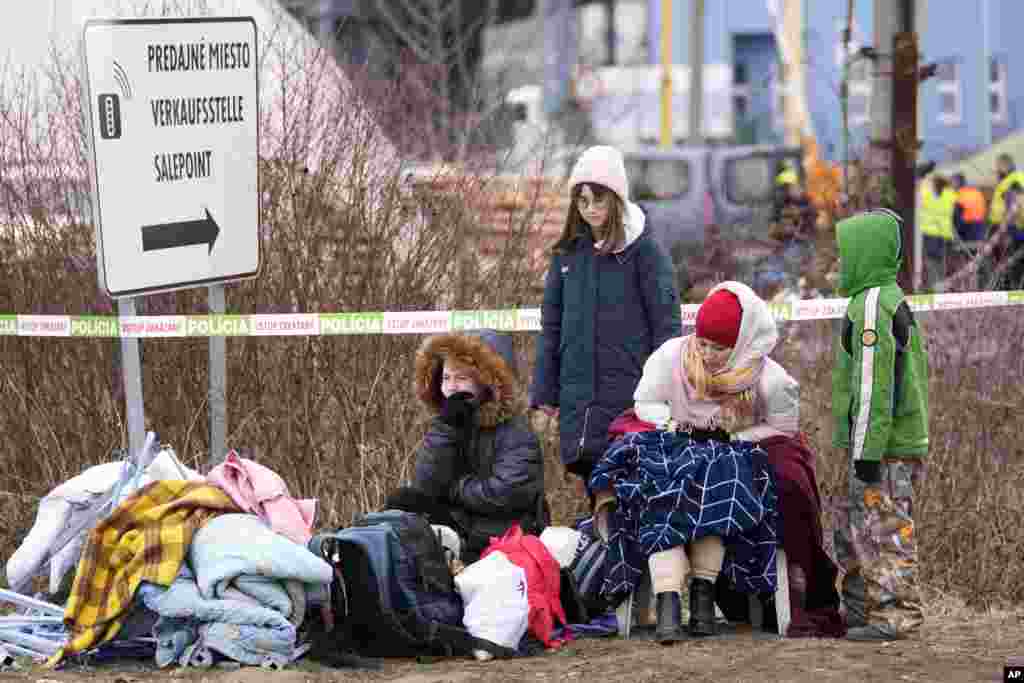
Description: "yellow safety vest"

(917, 184), (933, 233)
(918, 183), (955, 241)
(990, 171), (1024, 225)
(935, 188), (956, 240)
(775, 169), (798, 186)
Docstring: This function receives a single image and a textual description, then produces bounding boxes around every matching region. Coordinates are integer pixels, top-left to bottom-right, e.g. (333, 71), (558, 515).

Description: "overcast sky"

(1, 2), (82, 74)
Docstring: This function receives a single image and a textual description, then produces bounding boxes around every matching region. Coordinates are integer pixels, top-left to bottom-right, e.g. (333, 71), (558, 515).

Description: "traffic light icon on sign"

(98, 93), (122, 139)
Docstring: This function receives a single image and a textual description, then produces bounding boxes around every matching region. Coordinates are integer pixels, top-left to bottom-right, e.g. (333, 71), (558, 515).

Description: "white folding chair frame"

(750, 548), (791, 636)
(774, 548), (791, 636)
(617, 548), (791, 639)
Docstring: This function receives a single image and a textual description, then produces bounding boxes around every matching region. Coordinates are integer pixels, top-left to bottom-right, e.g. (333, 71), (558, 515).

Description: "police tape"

(3, 290), (1023, 338)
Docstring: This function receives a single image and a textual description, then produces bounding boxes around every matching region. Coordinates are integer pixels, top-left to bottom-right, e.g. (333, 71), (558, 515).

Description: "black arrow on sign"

(141, 209), (220, 254)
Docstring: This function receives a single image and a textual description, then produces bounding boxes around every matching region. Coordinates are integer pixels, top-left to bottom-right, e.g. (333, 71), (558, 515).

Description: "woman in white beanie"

(530, 145), (682, 491)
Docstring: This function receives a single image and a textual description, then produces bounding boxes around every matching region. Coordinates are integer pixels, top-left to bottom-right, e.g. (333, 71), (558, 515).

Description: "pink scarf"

(670, 334), (766, 431)
(206, 451), (316, 545)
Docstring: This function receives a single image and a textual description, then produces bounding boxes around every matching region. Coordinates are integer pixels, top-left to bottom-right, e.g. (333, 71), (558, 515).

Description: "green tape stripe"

(71, 316), (122, 337)
(4, 291), (1023, 337)
(185, 315), (254, 337)
(452, 309), (530, 331)
(320, 313), (384, 335)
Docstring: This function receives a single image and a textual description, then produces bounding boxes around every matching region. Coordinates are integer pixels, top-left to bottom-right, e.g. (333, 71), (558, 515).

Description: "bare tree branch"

(371, 0), (434, 60)
(448, 0), (492, 62)
(383, 0), (437, 34)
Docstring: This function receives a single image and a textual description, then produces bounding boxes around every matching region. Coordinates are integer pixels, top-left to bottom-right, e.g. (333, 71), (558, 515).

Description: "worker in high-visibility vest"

(986, 154), (1024, 290)
(1002, 176), (1024, 289)
(919, 175), (957, 287)
(917, 177), (938, 237)
(775, 168), (799, 187)
(773, 160), (800, 223)
(771, 163), (813, 242)
(989, 154), (1024, 227)
(951, 173), (988, 286)
(952, 173), (988, 242)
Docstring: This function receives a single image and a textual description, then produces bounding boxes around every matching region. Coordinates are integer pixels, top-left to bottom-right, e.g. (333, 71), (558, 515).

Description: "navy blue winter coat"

(410, 330), (546, 561)
(530, 226), (681, 475)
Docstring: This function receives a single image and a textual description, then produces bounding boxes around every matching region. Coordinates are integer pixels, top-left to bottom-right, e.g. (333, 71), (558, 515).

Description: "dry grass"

(778, 313), (1024, 608)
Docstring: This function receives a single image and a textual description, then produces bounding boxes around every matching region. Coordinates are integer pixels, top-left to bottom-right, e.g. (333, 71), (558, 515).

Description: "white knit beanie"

(568, 145), (629, 203)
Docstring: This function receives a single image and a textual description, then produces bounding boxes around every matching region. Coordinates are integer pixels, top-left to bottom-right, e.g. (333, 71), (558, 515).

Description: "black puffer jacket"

(409, 330), (546, 561)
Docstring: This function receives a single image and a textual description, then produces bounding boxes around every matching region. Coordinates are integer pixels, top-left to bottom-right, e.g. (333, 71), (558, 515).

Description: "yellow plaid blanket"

(48, 480), (239, 665)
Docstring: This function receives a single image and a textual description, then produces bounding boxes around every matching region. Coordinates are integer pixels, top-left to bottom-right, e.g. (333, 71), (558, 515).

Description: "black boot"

(654, 592), (686, 644)
(689, 578), (717, 637)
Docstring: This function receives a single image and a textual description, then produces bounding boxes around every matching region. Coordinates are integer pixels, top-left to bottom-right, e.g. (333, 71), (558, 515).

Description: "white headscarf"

(634, 281), (797, 439)
(704, 281), (779, 373)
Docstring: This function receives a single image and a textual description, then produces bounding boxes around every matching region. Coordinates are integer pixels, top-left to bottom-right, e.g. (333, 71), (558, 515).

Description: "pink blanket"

(206, 451), (316, 545)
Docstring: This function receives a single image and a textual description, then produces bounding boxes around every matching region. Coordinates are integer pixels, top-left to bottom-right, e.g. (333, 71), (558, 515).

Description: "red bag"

(481, 524), (569, 648)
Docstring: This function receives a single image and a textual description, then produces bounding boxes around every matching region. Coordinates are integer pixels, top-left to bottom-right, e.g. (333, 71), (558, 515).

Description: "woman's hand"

(573, 475), (588, 499)
(537, 404), (559, 419)
(593, 489), (616, 542)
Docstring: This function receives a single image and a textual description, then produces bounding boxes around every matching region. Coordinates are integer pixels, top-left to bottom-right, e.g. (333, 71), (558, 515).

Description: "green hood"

(836, 210), (902, 297)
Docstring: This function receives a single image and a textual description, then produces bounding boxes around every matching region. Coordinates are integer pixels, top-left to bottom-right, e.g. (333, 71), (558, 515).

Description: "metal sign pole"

(208, 284), (227, 472)
(80, 18), (258, 470)
(117, 297), (146, 458)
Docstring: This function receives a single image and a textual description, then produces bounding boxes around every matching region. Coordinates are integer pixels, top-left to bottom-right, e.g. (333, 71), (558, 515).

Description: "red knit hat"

(696, 289), (742, 348)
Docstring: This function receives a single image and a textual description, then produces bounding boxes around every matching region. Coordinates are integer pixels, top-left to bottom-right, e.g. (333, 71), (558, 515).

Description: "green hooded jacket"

(832, 210), (930, 462)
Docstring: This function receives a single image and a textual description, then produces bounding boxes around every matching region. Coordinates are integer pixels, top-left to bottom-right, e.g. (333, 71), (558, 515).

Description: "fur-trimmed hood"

(414, 330), (526, 428)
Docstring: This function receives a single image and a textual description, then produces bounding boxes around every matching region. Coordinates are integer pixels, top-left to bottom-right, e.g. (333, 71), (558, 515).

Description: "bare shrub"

(0, 9), (556, 556)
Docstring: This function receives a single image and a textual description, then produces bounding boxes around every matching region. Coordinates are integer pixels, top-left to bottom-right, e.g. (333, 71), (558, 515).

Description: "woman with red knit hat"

(588, 281), (797, 644)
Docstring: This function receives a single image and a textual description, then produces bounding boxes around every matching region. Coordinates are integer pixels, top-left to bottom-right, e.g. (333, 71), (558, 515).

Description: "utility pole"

(981, 0), (991, 146)
(777, 0), (803, 147)
(689, 0), (704, 144)
(913, 0), (928, 290)
(659, 0), (672, 148)
(605, 0), (617, 66)
(542, 0), (576, 117)
(841, 0), (853, 194)
(317, 0), (337, 59)
(872, 0), (918, 292)
(769, 0), (812, 145)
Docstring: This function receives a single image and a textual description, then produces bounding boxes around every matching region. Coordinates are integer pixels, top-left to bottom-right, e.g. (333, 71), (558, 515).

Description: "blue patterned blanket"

(588, 430), (779, 601)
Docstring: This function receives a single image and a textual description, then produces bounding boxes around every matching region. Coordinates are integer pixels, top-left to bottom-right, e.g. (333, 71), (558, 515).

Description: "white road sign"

(82, 17), (260, 298)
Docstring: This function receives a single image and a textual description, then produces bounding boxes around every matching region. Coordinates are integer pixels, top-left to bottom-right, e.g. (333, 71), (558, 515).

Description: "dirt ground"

(3, 601), (1021, 683)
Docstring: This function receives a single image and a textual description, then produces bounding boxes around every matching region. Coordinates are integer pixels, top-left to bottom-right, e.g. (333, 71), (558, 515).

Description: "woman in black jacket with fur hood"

(386, 330), (547, 563)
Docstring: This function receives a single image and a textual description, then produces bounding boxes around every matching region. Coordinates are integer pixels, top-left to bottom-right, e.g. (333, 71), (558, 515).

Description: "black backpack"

(568, 523), (628, 621)
(308, 510), (516, 659)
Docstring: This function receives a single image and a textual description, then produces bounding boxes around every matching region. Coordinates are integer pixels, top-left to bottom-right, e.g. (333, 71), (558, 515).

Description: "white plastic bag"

(430, 524), (461, 565)
(454, 551), (529, 650)
(539, 527), (583, 569)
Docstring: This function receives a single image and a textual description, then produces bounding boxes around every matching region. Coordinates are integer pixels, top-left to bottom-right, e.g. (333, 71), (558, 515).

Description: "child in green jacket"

(831, 208), (929, 641)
